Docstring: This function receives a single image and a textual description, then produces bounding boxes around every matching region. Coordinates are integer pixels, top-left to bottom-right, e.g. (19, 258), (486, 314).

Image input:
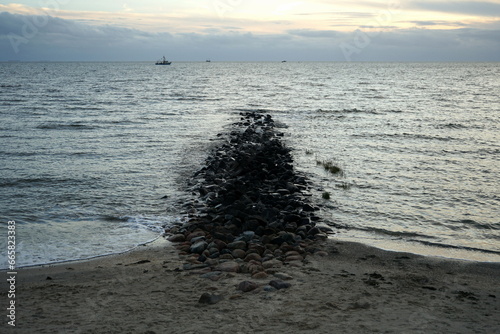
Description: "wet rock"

(187, 230), (206, 241)
(190, 241), (208, 254)
(167, 234), (186, 242)
(174, 111), (326, 275)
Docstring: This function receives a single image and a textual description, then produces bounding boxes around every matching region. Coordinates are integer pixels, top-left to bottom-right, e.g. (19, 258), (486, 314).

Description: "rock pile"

(166, 111), (332, 279)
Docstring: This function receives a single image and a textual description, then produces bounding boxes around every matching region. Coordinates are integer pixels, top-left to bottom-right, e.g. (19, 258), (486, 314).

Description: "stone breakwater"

(165, 111), (332, 282)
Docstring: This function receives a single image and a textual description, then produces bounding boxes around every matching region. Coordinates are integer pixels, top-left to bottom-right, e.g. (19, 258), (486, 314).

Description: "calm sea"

(1, 62), (499, 267)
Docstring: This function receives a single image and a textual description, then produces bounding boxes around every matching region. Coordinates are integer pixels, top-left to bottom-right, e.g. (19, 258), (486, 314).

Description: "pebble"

(198, 293), (223, 305)
(200, 271), (222, 279)
(215, 261), (240, 273)
(251, 272), (268, 279)
(262, 259), (283, 269)
(238, 281), (259, 292)
(269, 280), (292, 290)
(285, 255), (303, 262)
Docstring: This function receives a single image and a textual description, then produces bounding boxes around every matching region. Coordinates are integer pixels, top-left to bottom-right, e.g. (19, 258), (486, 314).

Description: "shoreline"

(3, 236), (499, 333)
(4, 110), (498, 333)
(5, 227), (499, 272)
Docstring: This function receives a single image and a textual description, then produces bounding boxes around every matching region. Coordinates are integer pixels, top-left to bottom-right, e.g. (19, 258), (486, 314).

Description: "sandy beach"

(2, 237), (499, 334)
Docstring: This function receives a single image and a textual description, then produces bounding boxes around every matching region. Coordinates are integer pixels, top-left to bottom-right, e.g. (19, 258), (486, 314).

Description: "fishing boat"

(155, 56), (171, 65)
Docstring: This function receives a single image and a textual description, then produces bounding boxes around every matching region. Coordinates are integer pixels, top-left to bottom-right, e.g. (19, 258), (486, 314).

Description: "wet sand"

(3, 237), (499, 334)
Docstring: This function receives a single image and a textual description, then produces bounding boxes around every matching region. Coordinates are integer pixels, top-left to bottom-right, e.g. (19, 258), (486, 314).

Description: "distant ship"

(206, 59), (211, 62)
(155, 56), (171, 65)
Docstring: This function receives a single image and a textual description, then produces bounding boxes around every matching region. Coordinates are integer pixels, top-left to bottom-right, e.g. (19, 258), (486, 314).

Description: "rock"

(308, 227), (321, 236)
(198, 293), (223, 305)
(232, 249), (246, 259)
(244, 253), (262, 262)
(190, 236), (206, 244)
(219, 254), (234, 260)
(252, 271), (268, 279)
(200, 271), (222, 279)
(269, 280), (291, 290)
(167, 234), (186, 242)
(237, 231), (255, 242)
(238, 281), (259, 292)
(285, 250), (301, 257)
(302, 204), (316, 212)
(190, 241), (208, 254)
(248, 263), (264, 274)
(215, 261), (240, 272)
(263, 285), (277, 292)
(174, 111), (326, 274)
(186, 230), (206, 241)
(262, 259), (283, 269)
(227, 241), (247, 250)
(285, 255), (303, 262)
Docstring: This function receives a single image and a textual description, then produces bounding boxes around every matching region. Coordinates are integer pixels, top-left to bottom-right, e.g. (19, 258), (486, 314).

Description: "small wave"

(381, 132), (455, 142)
(382, 109), (403, 114)
(36, 123), (97, 130)
(65, 106), (104, 111)
(453, 219), (500, 231)
(407, 239), (500, 256)
(356, 226), (438, 239)
(317, 108), (378, 115)
(0, 151), (38, 157)
(0, 177), (81, 188)
(235, 108), (278, 114)
(1, 99), (25, 103)
(436, 123), (467, 129)
(0, 84), (22, 88)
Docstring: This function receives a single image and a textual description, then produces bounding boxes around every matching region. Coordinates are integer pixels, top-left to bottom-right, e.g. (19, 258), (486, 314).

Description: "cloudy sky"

(1, 0), (499, 61)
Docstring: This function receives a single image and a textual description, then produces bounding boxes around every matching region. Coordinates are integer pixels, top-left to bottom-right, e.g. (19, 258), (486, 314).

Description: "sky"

(0, 0), (499, 61)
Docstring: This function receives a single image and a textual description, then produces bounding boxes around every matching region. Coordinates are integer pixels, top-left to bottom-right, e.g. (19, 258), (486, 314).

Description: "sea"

(1, 61), (499, 268)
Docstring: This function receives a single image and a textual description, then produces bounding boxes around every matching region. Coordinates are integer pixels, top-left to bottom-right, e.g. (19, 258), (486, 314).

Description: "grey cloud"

(359, 25), (398, 29)
(0, 12), (499, 62)
(410, 1), (500, 17)
(409, 20), (467, 27)
(287, 29), (338, 38)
